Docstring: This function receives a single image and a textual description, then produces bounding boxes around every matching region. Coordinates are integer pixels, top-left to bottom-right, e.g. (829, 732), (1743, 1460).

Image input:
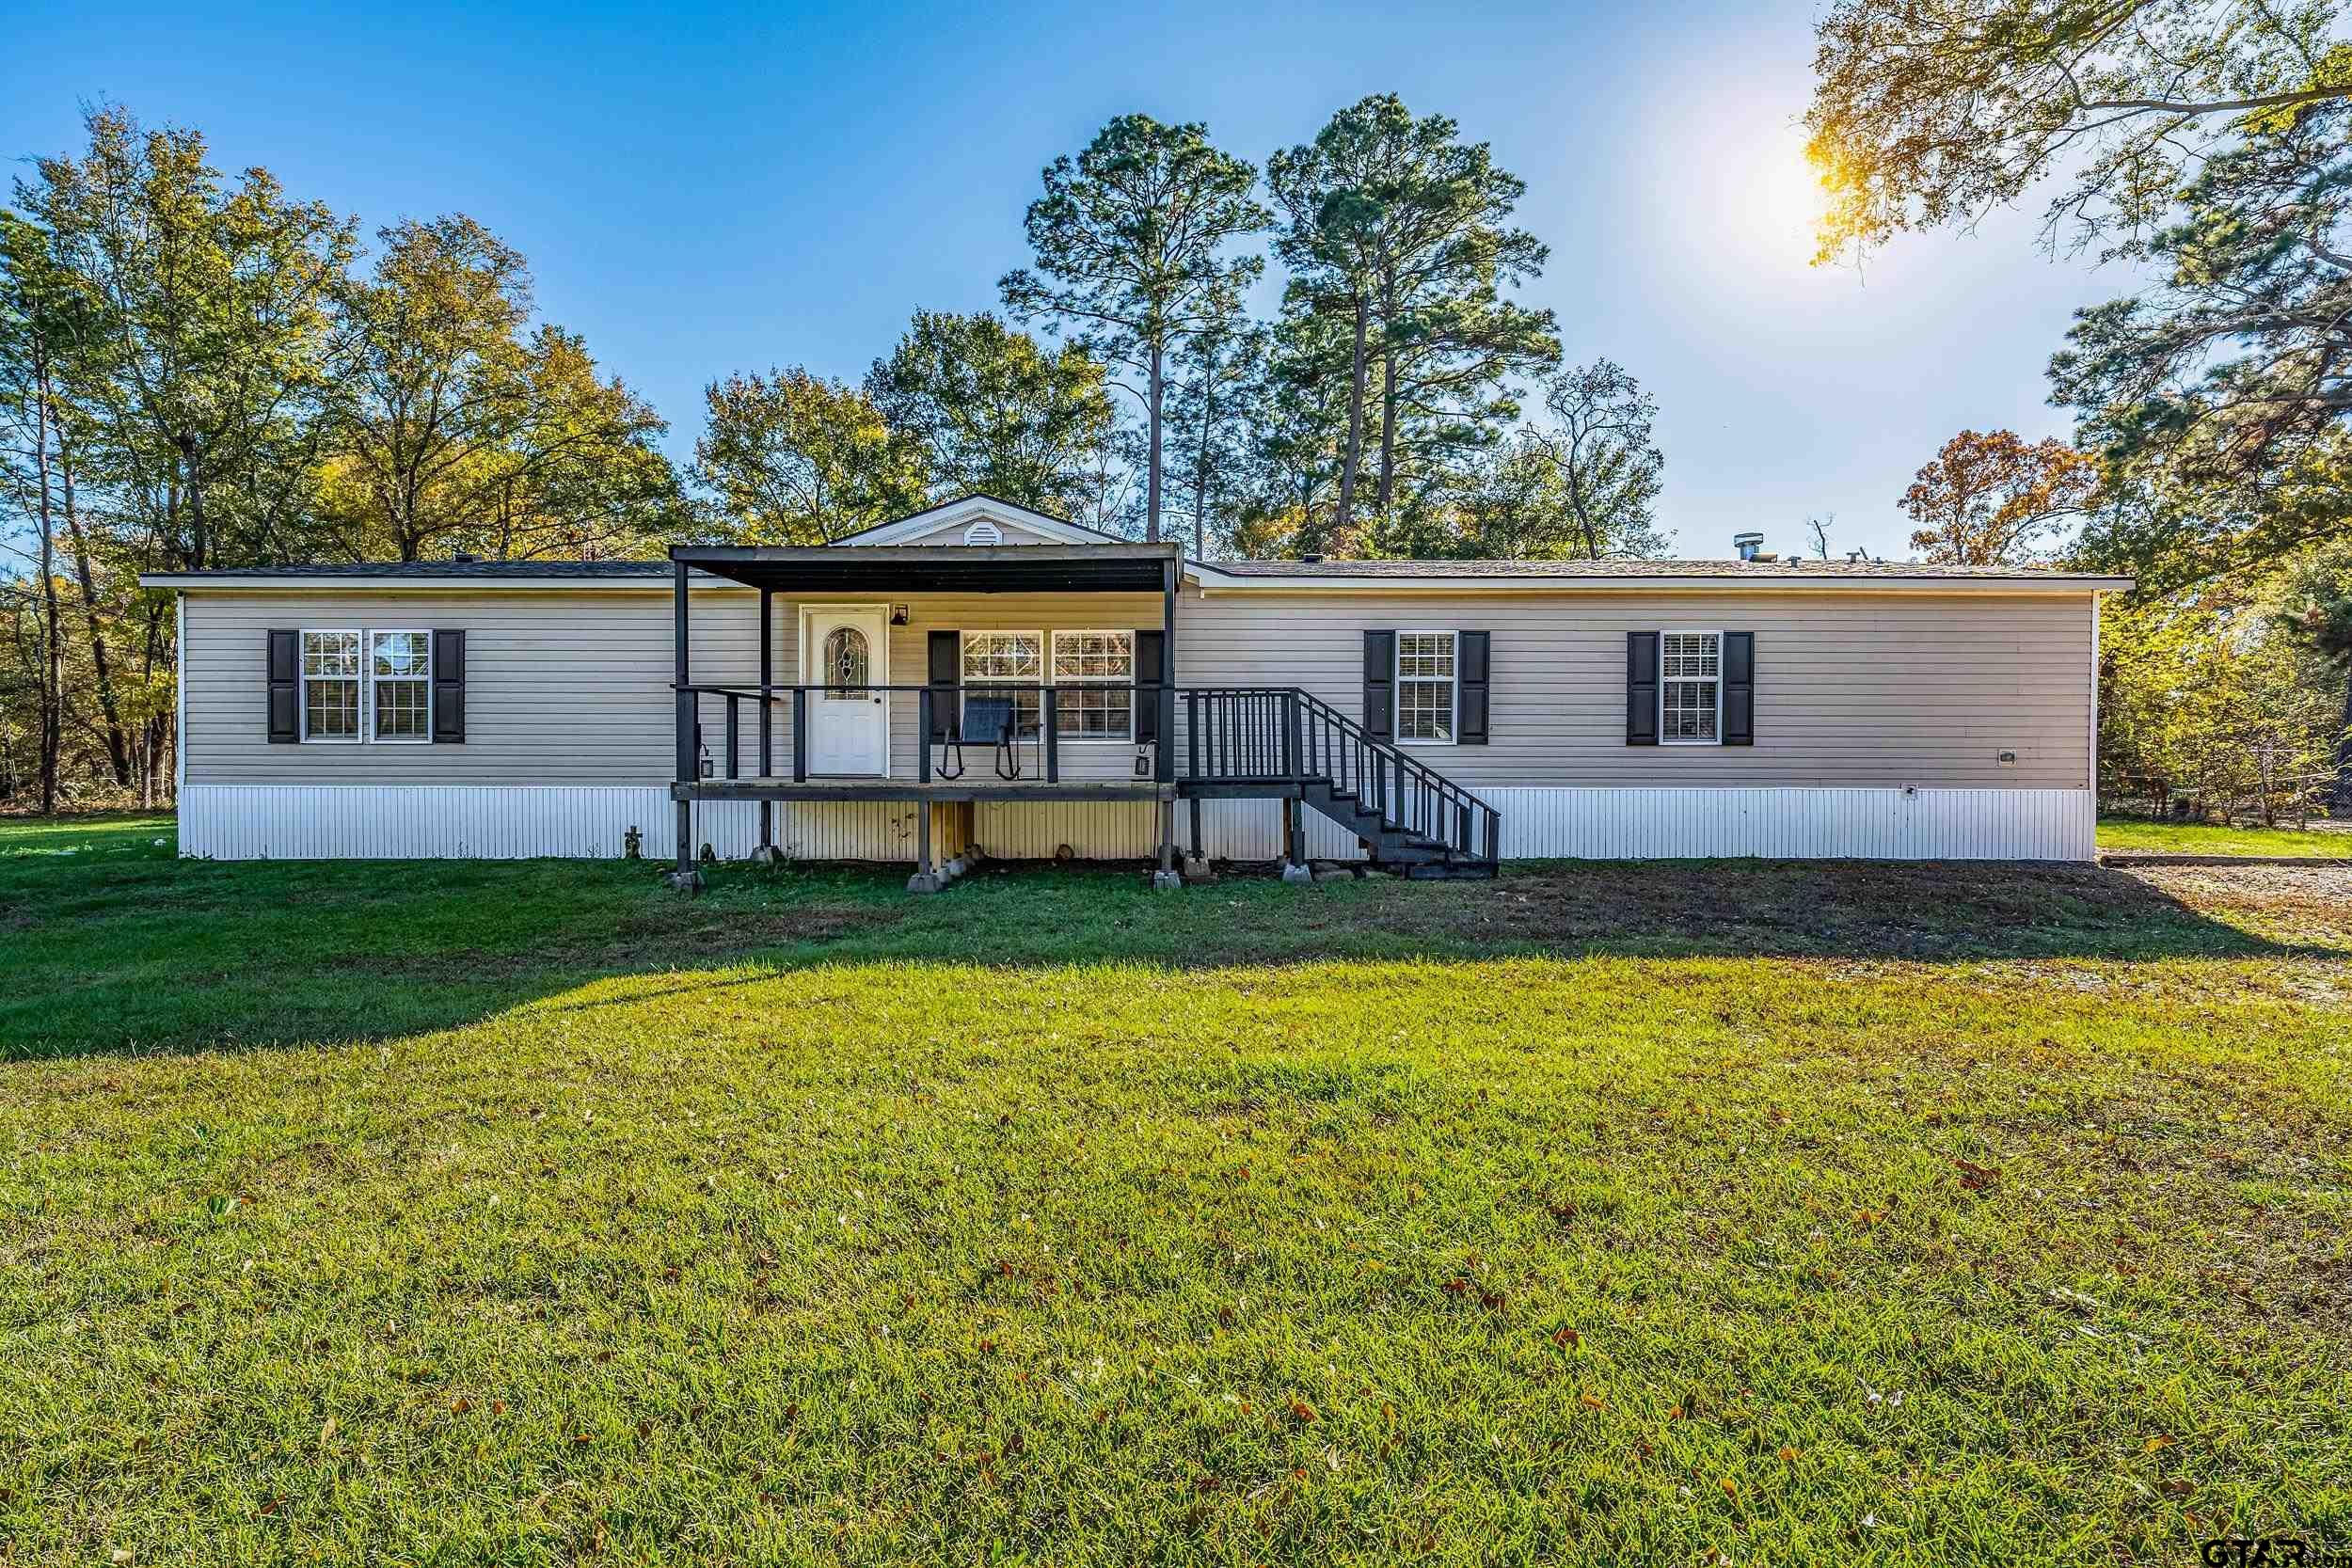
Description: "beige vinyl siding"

(183, 588), (1165, 785)
(183, 581), (2095, 794)
(183, 590), (760, 785)
(1176, 587), (2093, 790)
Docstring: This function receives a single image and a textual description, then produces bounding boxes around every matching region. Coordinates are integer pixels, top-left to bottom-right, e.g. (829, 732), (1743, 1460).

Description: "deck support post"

(756, 586), (773, 854)
(1152, 797), (1182, 890)
(668, 557), (702, 893)
(907, 796), (944, 894)
(667, 798), (702, 893)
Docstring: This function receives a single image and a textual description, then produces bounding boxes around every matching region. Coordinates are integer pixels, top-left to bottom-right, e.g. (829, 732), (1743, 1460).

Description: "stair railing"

(1176, 687), (1502, 864)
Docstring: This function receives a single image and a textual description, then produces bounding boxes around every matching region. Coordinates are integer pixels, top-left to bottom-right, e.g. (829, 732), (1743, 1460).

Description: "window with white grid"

(1396, 631), (1457, 743)
(961, 631), (1042, 740)
(1051, 630), (1134, 739)
(1660, 631), (1721, 743)
(370, 630), (432, 742)
(301, 630), (360, 742)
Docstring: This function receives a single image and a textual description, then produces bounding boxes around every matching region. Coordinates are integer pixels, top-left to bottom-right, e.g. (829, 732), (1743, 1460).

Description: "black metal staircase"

(1176, 688), (1502, 878)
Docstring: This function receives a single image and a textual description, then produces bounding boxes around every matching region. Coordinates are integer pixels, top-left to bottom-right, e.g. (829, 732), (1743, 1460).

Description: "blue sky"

(4, 0), (2137, 561)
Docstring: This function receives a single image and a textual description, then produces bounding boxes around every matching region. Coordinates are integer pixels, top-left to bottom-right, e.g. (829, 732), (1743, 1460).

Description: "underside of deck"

(672, 779), (1179, 804)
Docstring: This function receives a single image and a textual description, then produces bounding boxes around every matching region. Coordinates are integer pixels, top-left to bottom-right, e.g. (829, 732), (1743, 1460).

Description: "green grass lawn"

(2098, 815), (2350, 858)
(4, 816), (2350, 1564)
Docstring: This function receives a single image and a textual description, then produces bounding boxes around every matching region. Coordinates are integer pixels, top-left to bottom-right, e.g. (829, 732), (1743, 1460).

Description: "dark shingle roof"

(146, 554), (2130, 587)
(1197, 557), (2105, 580)
(169, 560), (674, 578)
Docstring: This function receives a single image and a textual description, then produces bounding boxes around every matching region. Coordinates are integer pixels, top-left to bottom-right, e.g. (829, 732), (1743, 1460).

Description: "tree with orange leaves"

(1900, 430), (2100, 565)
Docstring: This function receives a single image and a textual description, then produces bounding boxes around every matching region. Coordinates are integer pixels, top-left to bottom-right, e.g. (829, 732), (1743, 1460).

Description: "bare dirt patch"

(1313, 860), (2332, 960)
(365, 902), (912, 982)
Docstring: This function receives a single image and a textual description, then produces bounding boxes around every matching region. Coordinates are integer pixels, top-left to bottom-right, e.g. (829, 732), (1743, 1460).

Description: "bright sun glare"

(1739, 135), (1831, 266)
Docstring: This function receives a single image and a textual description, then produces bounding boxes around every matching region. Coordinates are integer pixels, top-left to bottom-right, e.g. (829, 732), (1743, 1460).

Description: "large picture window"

(961, 631), (1041, 741)
(301, 630), (361, 742)
(1660, 630), (1721, 743)
(1051, 630), (1134, 740)
(369, 630), (432, 742)
(1396, 631), (1457, 744)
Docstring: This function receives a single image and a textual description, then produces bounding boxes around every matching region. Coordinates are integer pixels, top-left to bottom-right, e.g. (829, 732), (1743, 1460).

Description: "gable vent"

(962, 519), (1003, 546)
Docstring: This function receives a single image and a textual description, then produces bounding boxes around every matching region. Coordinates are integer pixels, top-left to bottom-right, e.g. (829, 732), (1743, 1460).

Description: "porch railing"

(669, 682), (1179, 785)
(671, 679), (1500, 864)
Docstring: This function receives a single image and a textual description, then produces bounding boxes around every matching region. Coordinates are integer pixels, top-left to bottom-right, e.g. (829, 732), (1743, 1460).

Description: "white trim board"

(177, 784), (2095, 863)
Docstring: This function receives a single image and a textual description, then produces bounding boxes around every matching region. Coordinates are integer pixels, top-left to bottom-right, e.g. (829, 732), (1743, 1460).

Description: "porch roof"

(671, 542), (1180, 594)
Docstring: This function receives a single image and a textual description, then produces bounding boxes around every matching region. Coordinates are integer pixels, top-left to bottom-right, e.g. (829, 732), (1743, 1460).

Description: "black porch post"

(673, 557), (695, 880)
(757, 586), (773, 850)
(1153, 553), (1181, 886)
(1158, 556), (1177, 785)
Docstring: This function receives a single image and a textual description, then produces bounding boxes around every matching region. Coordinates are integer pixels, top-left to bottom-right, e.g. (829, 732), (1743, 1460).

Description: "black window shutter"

(1134, 628), (1166, 745)
(267, 629), (298, 743)
(1362, 630), (1394, 742)
(927, 629), (960, 739)
(1722, 631), (1755, 746)
(431, 629), (467, 744)
(1456, 630), (1490, 745)
(1626, 631), (1660, 745)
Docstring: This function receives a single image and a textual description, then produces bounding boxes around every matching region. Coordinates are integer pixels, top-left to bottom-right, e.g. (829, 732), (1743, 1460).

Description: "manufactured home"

(143, 495), (2130, 886)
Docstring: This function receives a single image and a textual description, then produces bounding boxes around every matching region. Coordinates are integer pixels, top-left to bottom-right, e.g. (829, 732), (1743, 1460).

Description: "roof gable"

(831, 495), (1114, 547)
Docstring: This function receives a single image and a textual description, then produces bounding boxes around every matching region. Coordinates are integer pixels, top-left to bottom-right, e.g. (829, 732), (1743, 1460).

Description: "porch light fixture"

(891, 604), (909, 626)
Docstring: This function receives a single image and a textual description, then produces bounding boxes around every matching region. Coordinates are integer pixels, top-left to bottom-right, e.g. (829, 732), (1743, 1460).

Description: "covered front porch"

(666, 541), (1195, 890)
(664, 537), (1501, 892)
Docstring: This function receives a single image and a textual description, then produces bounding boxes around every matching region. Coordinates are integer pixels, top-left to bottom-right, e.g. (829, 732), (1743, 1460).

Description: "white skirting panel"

(178, 784), (2095, 863)
(1480, 786), (2094, 862)
(181, 785), (928, 863)
(1185, 789), (2092, 863)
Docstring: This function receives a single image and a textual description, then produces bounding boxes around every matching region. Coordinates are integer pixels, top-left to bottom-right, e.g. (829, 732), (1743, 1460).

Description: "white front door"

(802, 606), (889, 776)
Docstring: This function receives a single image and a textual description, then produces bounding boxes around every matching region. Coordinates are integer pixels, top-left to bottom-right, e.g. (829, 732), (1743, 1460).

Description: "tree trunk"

(1145, 341), (1165, 544)
(178, 432), (209, 569)
(139, 599), (169, 809)
(57, 424), (135, 787)
(1563, 445), (1601, 560)
(1375, 291), (1397, 513)
(34, 366), (63, 815)
(1335, 294), (1370, 542)
(1191, 355), (1216, 562)
(2332, 665), (2352, 819)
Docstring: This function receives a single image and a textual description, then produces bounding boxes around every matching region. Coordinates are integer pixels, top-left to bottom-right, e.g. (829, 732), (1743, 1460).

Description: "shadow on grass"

(4, 815), (2345, 1061)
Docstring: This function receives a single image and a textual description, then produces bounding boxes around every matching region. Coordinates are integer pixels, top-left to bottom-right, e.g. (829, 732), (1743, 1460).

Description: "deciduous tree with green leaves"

(1000, 116), (1267, 544)
(2277, 557), (2352, 814)
(1534, 359), (1667, 561)
(1807, 0), (2352, 594)
(1804, 0), (2352, 262)
(19, 104), (355, 572)
(865, 310), (1118, 521)
(694, 368), (927, 544)
(323, 215), (677, 562)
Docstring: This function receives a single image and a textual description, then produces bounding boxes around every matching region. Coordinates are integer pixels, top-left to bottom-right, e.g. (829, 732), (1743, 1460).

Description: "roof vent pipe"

(1732, 531), (1765, 562)
(1298, 553), (1324, 563)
